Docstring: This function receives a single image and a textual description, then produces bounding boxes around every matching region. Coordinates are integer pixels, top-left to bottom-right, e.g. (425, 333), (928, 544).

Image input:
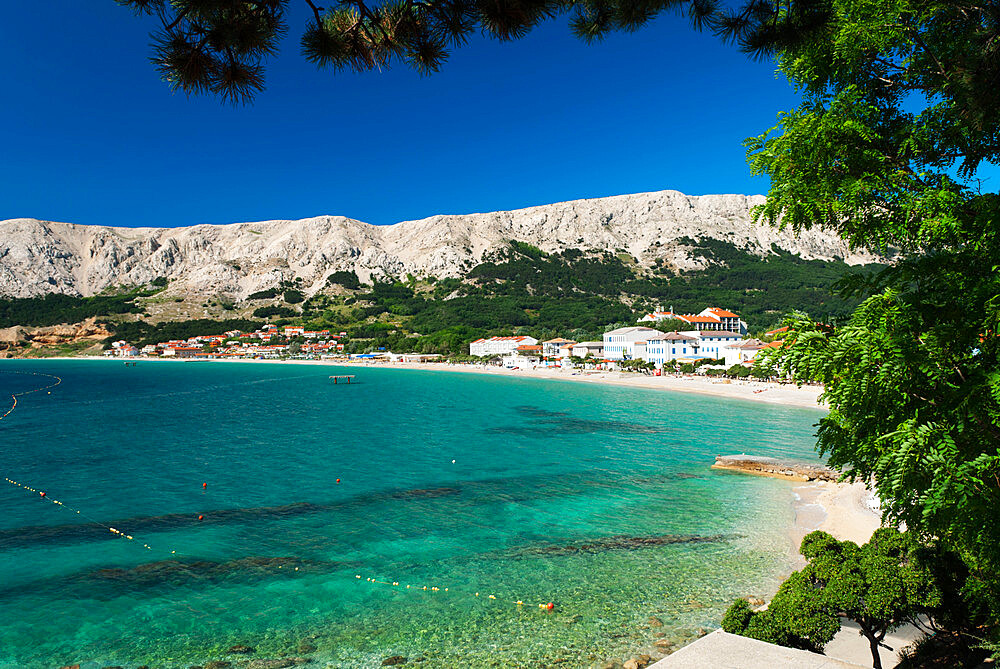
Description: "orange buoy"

(202, 482), (207, 489)
(39, 492), (46, 498)
(336, 478), (341, 484)
(198, 515), (204, 521)
(547, 602), (554, 610)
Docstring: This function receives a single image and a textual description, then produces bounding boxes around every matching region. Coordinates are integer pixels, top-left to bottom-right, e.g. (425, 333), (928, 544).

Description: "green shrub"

(326, 271), (361, 290)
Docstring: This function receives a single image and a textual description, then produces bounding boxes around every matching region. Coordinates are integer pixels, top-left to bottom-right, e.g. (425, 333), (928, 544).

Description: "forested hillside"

(0, 239), (884, 355)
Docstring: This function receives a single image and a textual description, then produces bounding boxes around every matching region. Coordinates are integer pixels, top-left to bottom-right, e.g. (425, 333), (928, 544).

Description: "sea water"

(0, 360), (823, 668)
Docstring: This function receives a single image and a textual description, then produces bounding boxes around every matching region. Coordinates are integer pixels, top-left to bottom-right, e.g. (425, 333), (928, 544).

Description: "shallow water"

(0, 360), (823, 668)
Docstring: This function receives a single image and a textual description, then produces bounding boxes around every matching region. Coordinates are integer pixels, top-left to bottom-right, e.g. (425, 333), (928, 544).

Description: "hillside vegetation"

(0, 239), (883, 355)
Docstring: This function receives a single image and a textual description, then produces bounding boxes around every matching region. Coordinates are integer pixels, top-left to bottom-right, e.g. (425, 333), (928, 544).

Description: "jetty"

(711, 454), (839, 482)
(329, 375), (355, 384)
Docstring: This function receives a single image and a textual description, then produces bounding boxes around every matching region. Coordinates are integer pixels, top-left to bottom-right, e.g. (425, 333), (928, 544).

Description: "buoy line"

(2, 370), (164, 552)
(355, 574), (555, 610)
(0, 370), (61, 421)
(0, 369), (559, 612)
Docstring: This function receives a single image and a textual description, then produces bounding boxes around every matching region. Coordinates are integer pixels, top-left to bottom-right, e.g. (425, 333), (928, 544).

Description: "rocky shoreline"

(711, 454), (839, 482)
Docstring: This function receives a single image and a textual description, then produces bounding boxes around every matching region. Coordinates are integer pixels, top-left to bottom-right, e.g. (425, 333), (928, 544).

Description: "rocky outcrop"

(711, 455), (839, 481)
(0, 190), (877, 299)
(0, 317), (111, 354)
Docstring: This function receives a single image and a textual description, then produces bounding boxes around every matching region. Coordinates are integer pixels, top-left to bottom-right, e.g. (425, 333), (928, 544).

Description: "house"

(541, 338), (577, 358)
(571, 341), (604, 358)
(603, 326), (665, 361)
(557, 343), (576, 359)
(638, 306), (748, 335)
(653, 332), (700, 364)
(161, 346), (202, 358)
(503, 344), (543, 369)
(686, 330), (744, 359)
(469, 335), (539, 357)
(284, 326), (305, 338)
(721, 338), (767, 367)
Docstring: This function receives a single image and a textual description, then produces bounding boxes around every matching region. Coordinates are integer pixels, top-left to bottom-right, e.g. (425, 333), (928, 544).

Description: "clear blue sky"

(1, 2), (802, 228)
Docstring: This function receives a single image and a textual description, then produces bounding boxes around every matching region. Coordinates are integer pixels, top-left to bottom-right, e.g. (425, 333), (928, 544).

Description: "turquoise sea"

(0, 359), (823, 668)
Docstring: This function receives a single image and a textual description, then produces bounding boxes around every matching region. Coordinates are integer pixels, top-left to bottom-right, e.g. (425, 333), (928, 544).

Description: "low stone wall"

(711, 455), (839, 482)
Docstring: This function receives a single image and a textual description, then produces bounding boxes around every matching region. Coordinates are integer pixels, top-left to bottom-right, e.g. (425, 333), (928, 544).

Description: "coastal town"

(104, 305), (781, 373)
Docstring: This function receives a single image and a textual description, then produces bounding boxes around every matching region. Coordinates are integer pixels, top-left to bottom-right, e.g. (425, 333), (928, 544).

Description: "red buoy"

(39, 492), (46, 498)
(202, 482), (207, 489)
(546, 603), (554, 610)
(336, 478), (341, 484)
(198, 515), (204, 521)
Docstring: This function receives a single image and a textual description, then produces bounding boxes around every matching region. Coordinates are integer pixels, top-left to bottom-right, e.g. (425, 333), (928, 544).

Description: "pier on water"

(329, 375), (356, 384)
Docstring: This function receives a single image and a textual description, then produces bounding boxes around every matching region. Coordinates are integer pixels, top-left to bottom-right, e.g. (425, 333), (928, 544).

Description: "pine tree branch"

(304, 0), (324, 26)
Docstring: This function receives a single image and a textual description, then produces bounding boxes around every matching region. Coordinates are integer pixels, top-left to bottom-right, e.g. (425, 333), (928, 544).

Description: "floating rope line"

(1, 371), (164, 552)
(355, 574), (555, 610)
(0, 370), (61, 421)
(1, 370), (558, 610)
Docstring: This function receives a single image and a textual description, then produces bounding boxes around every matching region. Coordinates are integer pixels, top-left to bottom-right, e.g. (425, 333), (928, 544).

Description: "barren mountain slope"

(0, 190), (873, 299)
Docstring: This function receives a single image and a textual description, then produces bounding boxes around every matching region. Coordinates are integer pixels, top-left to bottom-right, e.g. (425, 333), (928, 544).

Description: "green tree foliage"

(247, 288), (279, 300)
(749, 2), (1000, 615)
(283, 289), (305, 304)
(252, 305), (297, 319)
(628, 239), (882, 328)
(0, 292), (146, 328)
(326, 270), (362, 290)
(724, 529), (961, 669)
(114, 0), (868, 104)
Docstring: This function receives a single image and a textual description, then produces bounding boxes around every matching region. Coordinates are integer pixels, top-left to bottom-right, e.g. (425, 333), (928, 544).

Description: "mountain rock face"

(0, 190), (874, 299)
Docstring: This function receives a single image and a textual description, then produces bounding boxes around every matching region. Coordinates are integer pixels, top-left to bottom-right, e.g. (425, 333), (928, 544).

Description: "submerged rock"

(647, 617), (663, 628)
(511, 533), (740, 557)
(204, 662), (233, 669)
(246, 660), (296, 669)
(228, 645), (255, 654)
(381, 656), (408, 666)
(622, 655), (652, 669)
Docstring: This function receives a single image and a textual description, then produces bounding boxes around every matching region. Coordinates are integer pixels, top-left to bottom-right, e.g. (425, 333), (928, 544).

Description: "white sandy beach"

(32, 355), (829, 408)
(376, 361), (828, 409)
(789, 480), (881, 568)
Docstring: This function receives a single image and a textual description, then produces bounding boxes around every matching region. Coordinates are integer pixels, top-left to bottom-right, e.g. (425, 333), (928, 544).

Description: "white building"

(687, 330), (744, 359)
(636, 330), (745, 368)
(541, 338), (576, 358)
(571, 341), (604, 358)
(503, 344), (543, 369)
(603, 326), (665, 361)
(638, 306), (748, 335)
(721, 338), (768, 367)
(469, 335), (539, 357)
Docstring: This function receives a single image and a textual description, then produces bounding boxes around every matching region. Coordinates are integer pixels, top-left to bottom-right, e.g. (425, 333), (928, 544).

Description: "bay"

(0, 359), (822, 668)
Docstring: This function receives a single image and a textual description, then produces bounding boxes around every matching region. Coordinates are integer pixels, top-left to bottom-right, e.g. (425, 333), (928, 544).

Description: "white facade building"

(541, 338), (576, 358)
(571, 341), (604, 358)
(637, 306), (748, 335)
(685, 330), (744, 359)
(603, 327), (665, 361)
(469, 336), (539, 357)
(721, 339), (767, 367)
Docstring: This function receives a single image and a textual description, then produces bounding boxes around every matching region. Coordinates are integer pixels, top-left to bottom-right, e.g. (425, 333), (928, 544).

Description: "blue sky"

(1, 2), (802, 227)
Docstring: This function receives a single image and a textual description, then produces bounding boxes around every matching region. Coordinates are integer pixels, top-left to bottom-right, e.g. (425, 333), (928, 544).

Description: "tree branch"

(304, 0), (324, 26)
